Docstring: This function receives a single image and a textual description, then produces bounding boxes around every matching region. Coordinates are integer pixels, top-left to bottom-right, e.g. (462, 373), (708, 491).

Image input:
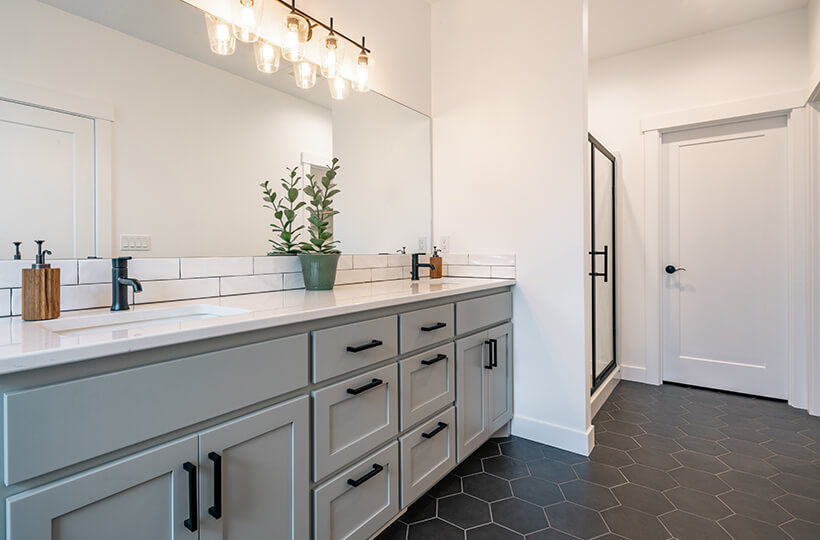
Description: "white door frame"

(642, 91), (813, 412)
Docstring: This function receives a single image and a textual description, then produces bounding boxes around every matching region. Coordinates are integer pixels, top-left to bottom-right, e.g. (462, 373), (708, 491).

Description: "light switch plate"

(120, 234), (151, 251)
(439, 236), (450, 253)
(417, 237), (427, 253)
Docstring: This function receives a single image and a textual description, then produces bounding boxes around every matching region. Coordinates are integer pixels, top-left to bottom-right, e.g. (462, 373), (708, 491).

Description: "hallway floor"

(375, 381), (820, 540)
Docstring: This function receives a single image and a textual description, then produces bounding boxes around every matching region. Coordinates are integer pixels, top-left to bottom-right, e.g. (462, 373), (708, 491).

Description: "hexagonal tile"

(612, 483), (674, 516)
(600, 420), (646, 436)
(473, 440), (501, 458)
(528, 459), (577, 483)
(483, 456), (529, 480)
(491, 498), (548, 534)
(764, 441), (819, 461)
(466, 523), (523, 540)
(719, 425), (769, 443)
(377, 520), (407, 540)
(463, 473), (512, 502)
(572, 461), (626, 488)
(719, 437), (774, 459)
(589, 445), (633, 468)
(774, 493), (820, 523)
(452, 456), (483, 477)
(718, 452), (779, 477)
(682, 412), (728, 428)
(719, 515), (791, 540)
(525, 529), (577, 540)
(608, 408), (649, 424)
(771, 473), (820, 500)
(660, 510), (732, 540)
(400, 495), (436, 524)
(719, 470), (785, 499)
(679, 423), (726, 441)
(437, 493), (490, 528)
(501, 439), (546, 462)
(407, 518), (463, 540)
(428, 474), (462, 498)
(767, 454), (820, 479)
(595, 431), (640, 451)
(640, 421), (685, 439)
(619, 464), (676, 491)
(601, 505), (669, 540)
(665, 486), (732, 520)
(633, 433), (683, 452)
(781, 519), (820, 540)
(510, 476), (564, 506)
(560, 480), (617, 510)
(540, 446), (588, 464)
(627, 447), (681, 471)
(719, 490), (791, 525)
(677, 436), (728, 456)
(673, 450), (729, 474)
(545, 502), (608, 539)
(668, 467), (730, 495)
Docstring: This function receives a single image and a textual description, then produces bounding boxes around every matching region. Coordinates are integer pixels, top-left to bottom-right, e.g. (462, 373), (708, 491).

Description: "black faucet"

(410, 253), (436, 281)
(112, 257), (143, 311)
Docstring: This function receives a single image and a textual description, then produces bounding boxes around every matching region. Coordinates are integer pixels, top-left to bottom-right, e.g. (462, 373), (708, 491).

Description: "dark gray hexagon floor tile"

(665, 486), (732, 520)
(466, 523), (523, 540)
(559, 480), (618, 510)
(376, 520), (407, 540)
(596, 431), (640, 451)
(771, 473), (820, 500)
(774, 493), (820, 523)
(544, 502), (608, 539)
(613, 399), (652, 414)
(620, 464), (677, 491)
(540, 446), (588, 465)
(640, 422), (685, 439)
(721, 403), (765, 419)
(491, 498), (548, 534)
(719, 470), (785, 499)
(673, 450), (729, 473)
(428, 474), (462, 498)
(501, 439), (548, 462)
(528, 459), (577, 483)
(678, 423), (727, 441)
(719, 490), (791, 525)
(612, 483), (674, 515)
(599, 420), (646, 437)
(780, 519), (820, 540)
(452, 456), (483, 477)
(608, 408), (649, 424)
(437, 493), (490, 529)
(634, 433), (683, 453)
(601, 505), (670, 540)
(525, 529), (577, 540)
(483, 456), (530, 480)
(473, 440), (501, 458)
(718, 452), (779, 477)
(767, 454), (820, 480)
(407, 518), (463, 540)
(676, 436), (728, 456)
(759, 427), (813, 445)
(642, 410), (687, 426)
(660, 510), (732, 540)
(668, 467), (731, 495)
(511, 476), (564, 507)
(687, 387), (726, 405)
(627, 447), (681, 471)
(682, 401), (723, 416)
(719, 437), (774, 458)
(593, 410), (614, 423)
(572, 461), (626, 488)
(718, 514), (791, 540)
(462, 473), (512, 502)
(682, 412), (728, 428)
(401, 495), (437, 524)
(589, 445), (633, 468)
(719, 424), (770, 443)
(764, 440), (819, 461)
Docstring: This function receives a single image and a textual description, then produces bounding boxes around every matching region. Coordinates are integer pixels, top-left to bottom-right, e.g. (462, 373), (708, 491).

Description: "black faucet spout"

(118, 277), (143, 293)
(410, 253), (436, 281)
(111, 257), (142, 311)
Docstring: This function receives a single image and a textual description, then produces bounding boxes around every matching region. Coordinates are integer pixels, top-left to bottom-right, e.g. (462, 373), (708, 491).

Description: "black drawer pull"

(347, 378), (383, 395)
(347, 463), (384, 487)
(421, 322), (447, 332)
(208, 452), (222, 520)
(421, 353), (447, 366)
(489, 338), (499, 367)
(183, 461), (198, 532)
(346, 339), (383, 353)
(422, 422), (448, 439)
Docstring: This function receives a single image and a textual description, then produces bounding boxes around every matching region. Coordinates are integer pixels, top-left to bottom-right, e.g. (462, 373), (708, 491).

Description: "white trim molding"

(512, 414), (594, 456)
(591, 366), (620, 417)
(0, 78), (114, 121)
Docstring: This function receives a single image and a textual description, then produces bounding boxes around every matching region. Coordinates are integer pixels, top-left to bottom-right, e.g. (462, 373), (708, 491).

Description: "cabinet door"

(488, 323), (513, 433)
(198, 396), (309, 540)
(456, 332), (490, 461)
(6, 436), (198, 540)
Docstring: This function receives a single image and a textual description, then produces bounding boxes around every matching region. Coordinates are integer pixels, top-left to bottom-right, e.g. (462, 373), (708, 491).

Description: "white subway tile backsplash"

(0, 260), (77, 288)
(254, 255), (300, 275)
(353, 254), (388, 269)
(180, 258), (252, 279)
(337, 255), (353, 271)
(387, 254), (411, 267)
(11, 284), (121, 315)
(442, 254), (468, 265)
(131, 258), (180, 281)
(468, 253), (516, 266)
(135, 278), (220, 304)
(284, 272), (305, 290)
(220, 274), (283, 296)
(78, 259), (109, 284)
(335, 269), (371, 285)
(371, 267), (404, 282)
(0, 289), (9, 317)
(447, 265), (492, 278)
(491, 266), (516, 279)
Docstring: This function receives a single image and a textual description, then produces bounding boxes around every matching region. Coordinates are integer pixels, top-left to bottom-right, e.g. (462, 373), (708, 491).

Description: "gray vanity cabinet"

(487, 323), (513, 434)
(6, 435), (199, 540)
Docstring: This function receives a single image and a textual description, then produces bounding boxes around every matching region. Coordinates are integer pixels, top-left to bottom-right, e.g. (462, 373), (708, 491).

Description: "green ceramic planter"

(298, 253), (341, 291)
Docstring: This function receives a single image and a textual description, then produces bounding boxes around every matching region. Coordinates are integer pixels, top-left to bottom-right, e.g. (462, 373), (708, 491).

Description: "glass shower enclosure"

(589, 134), (616, 393)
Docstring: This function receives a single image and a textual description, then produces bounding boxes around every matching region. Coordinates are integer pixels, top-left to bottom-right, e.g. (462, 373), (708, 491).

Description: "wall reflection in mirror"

(0, 0), (431, 260)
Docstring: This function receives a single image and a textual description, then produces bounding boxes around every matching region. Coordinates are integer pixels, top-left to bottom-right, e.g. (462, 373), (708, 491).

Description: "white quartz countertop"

(0, 278), (514, 376)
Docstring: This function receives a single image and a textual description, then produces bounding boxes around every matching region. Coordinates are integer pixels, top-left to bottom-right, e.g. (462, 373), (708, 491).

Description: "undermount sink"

(38, 304), (249, 337)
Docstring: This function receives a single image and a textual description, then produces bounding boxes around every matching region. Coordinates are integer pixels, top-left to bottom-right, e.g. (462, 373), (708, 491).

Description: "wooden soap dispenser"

(22, 240), (60, 321)
(430, 246), (443, 279)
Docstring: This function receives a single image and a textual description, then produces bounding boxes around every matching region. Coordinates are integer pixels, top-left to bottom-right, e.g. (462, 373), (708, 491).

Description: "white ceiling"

(589, 0), (808, 61)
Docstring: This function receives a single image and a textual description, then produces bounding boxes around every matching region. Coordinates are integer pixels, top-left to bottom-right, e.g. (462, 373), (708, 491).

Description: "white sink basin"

(39, 305), (249, 337)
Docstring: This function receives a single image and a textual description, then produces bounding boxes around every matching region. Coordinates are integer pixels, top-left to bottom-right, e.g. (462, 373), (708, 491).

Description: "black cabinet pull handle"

(490, 338), (498, 368)
(484, 340), (494, 369)
(346, 340), (383, 353)
(347, 463), (384, 487)
(421, 353), (447, 366)
(347, 378), (383, 395)
(421, 322), (447, 332)
(208, 452), (222, 520)
(422, 422), (448, 439)
(183, 461), (198, 532)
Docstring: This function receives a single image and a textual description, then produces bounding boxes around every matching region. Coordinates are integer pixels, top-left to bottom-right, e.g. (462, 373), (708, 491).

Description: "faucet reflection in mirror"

(200, 0), (373, 99)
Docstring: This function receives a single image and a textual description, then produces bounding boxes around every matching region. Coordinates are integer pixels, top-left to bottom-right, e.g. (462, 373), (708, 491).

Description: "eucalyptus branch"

(260, 166), (306, 254)
(300, 157), (341, 254)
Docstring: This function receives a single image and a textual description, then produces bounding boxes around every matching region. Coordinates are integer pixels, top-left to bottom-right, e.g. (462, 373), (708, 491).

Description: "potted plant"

(298, 158), (341, 290)
(260, 167), (306, 255)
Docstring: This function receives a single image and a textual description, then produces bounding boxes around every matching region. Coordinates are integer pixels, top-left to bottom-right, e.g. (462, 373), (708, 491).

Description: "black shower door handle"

(589, 245), (609, 283)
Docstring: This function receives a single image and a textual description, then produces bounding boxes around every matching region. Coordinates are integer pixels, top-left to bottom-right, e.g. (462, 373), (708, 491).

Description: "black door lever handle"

(665, 265), (686, 274)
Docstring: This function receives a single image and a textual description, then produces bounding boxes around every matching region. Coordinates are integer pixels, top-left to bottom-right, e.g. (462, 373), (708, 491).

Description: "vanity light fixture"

(254, 39), (281, 73)
(232, 0), (265, 43)
(281, 5), (311, 61)
(352, 38), (372, 93)
(294, 61), (318, 89)
(320, 18), (345, 79)
(328, 76), (350, 100)
(205, 13), (236, 56)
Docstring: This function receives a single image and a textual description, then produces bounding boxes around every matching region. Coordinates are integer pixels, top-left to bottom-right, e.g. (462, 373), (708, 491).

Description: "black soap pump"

(12, 242), (22, 260)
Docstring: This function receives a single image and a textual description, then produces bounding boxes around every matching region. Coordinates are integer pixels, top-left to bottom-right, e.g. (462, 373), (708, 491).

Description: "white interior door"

(0, 99), (96, 259)
(662, 116), (789, 399)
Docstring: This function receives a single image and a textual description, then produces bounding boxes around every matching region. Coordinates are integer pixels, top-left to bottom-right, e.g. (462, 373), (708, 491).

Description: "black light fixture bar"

(275, 0), (370, 53)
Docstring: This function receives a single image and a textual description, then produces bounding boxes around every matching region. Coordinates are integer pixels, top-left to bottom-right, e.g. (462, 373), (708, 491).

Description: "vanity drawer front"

(399, 343), (455, 430)
(400, 407), (456, 507)
(3, 334), (308, 486)
(399, 304), (455, 353)
(314, 442), (399, 540)
(456, 291), (512, 335)
(313, 363), (399, 481)
(312, 315), (398, 383)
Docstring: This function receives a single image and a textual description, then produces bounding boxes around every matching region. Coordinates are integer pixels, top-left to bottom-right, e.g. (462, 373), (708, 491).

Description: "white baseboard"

(619, 364), (652, 384)
(591, 366), (620, 417)
(512, 414), (594, 456)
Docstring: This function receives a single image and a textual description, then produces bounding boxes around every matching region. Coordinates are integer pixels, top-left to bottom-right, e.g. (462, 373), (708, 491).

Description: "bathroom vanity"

(0, 278), (513, 539)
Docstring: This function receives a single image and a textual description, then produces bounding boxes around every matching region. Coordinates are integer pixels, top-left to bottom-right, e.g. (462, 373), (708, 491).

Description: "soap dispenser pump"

(21, 240), (61, 321)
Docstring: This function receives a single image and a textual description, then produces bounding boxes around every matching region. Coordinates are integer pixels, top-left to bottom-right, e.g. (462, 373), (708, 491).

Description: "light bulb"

(352, 50), (372, 93)
(232, 0), (264, 43)
(294, 61), (318, 89)
(321, 33), (345, 79)
(328, 77), (350, 100)
(205, 13), (236, 56)
(281, 12), (310, 62)
(254, 40), (281, 73)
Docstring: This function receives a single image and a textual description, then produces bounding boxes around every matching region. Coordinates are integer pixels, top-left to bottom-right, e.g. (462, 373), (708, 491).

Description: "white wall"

(588, 10), (808, 383)
(811, 0), (820, 96)
(432, 0), (592, 454)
